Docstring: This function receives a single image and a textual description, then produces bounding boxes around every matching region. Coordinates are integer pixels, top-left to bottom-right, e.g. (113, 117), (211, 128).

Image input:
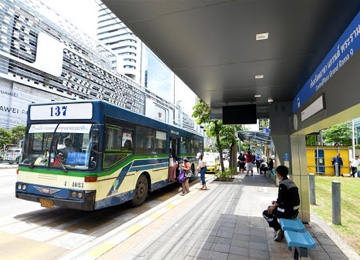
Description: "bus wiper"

(29, 161), (35, 169)
(58, 160), (68, 173)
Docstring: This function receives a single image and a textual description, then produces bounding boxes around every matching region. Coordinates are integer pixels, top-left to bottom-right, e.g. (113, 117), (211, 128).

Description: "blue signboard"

(66, 152), (87, 165)
(284, 153), (290, 161)
(293, 12), (360, 113)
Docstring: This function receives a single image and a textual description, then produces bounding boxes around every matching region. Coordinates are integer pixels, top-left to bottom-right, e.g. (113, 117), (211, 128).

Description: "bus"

(15, 100), (203, 211)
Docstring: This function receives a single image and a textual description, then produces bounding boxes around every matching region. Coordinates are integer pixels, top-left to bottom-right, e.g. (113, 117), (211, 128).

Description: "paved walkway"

(56, 172), (360, 260)
(0, 163), (18, 169)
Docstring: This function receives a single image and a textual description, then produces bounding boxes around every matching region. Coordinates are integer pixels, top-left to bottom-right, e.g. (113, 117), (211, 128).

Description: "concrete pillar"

(332, 181), (341, 225)
(309, 173), (316, 205)
(289, 134), (310, 222)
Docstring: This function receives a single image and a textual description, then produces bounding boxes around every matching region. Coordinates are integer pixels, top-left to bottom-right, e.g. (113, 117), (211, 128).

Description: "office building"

(0, 0), (198, 133)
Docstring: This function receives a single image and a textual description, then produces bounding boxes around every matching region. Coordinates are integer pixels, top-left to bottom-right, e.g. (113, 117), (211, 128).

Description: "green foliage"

(0, 126), (26, 149)
(306, 135), (317, 146)
(0, 128), (12, 149)
(192, 99), (244, 172)
(322, 122), (352, 145)
(259, 119), (270, 128)
(10, 125), (26, 144)
(215, 167), (236, 181)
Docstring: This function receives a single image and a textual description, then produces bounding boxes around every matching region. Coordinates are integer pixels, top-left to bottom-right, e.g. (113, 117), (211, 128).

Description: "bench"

(279, 218), (316, 260)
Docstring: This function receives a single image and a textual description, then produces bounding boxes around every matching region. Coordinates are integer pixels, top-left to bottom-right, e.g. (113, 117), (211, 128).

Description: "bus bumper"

(15, 185), (96, 211)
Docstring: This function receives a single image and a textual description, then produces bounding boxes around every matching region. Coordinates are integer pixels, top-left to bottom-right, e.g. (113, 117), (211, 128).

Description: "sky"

(43, 0), (98, 38)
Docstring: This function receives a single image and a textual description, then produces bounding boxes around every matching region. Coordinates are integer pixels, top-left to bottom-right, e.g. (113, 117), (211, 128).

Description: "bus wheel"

(132, 175), (148, 206)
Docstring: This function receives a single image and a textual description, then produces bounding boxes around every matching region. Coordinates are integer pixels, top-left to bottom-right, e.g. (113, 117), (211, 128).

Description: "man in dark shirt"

(331, 153), (343, 175)
(262, 165), (300, 241)
(237, 153), (246, 173)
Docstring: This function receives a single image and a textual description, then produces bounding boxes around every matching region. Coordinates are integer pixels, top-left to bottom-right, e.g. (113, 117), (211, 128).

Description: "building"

(0, 0), (200, 134)
(96, 0), (144, 82)
(95, 1), (197, 115)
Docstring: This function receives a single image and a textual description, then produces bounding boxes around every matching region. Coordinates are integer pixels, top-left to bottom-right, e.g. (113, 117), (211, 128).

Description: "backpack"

(178, 170), (186, 183)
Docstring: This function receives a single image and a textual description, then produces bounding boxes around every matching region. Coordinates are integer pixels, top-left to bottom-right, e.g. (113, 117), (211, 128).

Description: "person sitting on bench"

(262, 165), (300, 242)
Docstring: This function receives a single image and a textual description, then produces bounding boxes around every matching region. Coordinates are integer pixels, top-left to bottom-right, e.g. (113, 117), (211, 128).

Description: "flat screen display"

(222, 104), (257, 124)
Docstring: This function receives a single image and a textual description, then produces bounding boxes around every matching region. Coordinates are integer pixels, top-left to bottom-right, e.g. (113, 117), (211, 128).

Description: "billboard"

(0, 80), (67, 129)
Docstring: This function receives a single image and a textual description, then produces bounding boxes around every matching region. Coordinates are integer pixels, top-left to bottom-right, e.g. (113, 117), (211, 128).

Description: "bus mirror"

(92, 129), (99, 142)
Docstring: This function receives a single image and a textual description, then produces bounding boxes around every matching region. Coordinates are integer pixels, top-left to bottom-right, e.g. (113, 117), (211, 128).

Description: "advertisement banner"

(0, 81), (67, 129)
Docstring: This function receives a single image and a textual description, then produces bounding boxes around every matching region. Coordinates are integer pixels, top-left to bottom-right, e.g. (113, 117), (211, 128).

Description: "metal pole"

(332, 181), (341, 225)
(309, 173), (316, 205)
(316, 147), (319, 174)
(353, 120), (355, 160)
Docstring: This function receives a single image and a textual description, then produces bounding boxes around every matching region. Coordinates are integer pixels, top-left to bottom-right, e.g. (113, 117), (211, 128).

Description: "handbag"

(178, 170), (186, 183)
(184, 169), (193, 178)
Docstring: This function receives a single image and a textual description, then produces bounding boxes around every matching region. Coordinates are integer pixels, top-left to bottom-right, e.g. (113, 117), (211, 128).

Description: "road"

(0, 167), (191, 259)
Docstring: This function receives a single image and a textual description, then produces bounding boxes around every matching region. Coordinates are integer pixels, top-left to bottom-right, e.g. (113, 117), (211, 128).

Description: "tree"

(11, 125), (26, 145)
(0, 128), (12, 150)
(322, 122), (352, 145)
(192, 99), (242, 172)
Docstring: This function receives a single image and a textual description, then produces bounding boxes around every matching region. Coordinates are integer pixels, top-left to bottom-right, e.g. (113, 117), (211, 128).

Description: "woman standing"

(197, 153), (207, 190)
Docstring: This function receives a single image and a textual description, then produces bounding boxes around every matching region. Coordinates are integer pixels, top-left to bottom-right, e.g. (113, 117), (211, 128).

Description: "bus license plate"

(40, 198), (54, 208)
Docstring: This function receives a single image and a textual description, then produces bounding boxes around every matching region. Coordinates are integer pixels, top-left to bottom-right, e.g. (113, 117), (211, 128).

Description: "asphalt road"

(0, 167), (194, 259)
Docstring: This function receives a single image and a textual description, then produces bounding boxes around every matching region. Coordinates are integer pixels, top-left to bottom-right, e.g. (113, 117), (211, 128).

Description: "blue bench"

(279, 218), (316, 259)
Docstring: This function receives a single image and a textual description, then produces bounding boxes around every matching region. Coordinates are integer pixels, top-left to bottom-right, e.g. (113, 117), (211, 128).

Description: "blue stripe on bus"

(96, 190), (135, 209)
(107, 162), (133, 196)
(107, 158), (169, 196)
(132, 157), (167, 166)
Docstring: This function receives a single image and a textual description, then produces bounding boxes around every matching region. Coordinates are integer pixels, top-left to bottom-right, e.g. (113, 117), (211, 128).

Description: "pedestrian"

(268, 155), (275, 177)
(197, 152), (207, 190)
(245, 150), (254, 176)
(255, 153), (261, 173)
(259, 159), (268, 175)
(331, 153), (343, 175)
(238, 153), (246, 174)
(350, 155), (360, 177)
(262, 165), (300, 242)
(180, 157), (192, 195)
(169, 153), (178, 182)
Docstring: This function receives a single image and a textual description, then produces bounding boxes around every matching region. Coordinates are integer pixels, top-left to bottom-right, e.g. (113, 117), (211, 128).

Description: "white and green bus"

(16, 100), (203, 210)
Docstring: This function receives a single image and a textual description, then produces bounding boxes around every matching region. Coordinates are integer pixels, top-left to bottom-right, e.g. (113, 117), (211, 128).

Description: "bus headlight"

(70, 191), (83, 199)
(17, 183), (26, 190)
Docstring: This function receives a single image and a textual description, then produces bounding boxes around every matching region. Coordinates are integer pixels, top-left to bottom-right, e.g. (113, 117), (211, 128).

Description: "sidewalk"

(0, 163), (18, 169)
(62, 172), (360, 260)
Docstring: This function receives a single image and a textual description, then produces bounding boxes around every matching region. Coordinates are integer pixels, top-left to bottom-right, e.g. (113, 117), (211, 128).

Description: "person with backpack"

(179, 157), (192, 196)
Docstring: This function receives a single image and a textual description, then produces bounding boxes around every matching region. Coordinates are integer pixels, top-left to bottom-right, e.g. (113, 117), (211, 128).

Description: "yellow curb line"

(84, 187), (201, 259)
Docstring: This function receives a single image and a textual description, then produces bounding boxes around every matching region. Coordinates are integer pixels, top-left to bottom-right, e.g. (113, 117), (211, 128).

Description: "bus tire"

(131, 174), (148, 206)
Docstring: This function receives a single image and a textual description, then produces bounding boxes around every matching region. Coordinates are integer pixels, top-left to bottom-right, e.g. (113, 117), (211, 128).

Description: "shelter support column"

(290, 133), (310, 222)
(268, 102), (310, 222)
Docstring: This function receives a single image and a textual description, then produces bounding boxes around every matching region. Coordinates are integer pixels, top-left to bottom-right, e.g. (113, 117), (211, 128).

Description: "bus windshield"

(21, 123), (99, 170)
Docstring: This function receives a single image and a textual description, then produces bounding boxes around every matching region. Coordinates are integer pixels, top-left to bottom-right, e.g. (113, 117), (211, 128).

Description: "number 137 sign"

(30, 103), (93, 120)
